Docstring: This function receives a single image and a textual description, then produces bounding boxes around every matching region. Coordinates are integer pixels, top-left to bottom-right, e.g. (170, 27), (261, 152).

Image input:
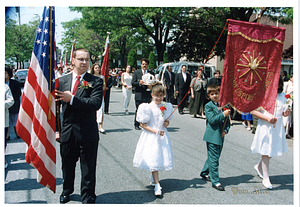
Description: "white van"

(155, 61), (216, 84)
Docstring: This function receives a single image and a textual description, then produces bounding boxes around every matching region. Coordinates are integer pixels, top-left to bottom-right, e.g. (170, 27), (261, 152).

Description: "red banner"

(219, 19), (286, 115)
(101, 35), (109, 97)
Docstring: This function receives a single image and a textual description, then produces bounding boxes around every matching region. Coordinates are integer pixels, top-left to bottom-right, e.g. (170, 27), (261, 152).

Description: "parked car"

(155, 61), (216, 83)
(13, 69), (28, 87)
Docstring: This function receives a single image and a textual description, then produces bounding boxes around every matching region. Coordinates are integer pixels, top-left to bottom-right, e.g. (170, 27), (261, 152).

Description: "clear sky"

(5, 6), (82, 50)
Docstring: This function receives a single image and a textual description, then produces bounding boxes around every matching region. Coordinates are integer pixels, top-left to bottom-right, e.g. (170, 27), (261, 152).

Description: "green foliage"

(163, 51), (169, 63)
(5, 17), (39, 68)
(127, 49), (137, 68)
(148, 51), (156, 69)
(60, 18), (105, 64)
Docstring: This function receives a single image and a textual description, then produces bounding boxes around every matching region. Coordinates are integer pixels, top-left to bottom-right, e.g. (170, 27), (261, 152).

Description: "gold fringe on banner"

(228, 31), (284, 44)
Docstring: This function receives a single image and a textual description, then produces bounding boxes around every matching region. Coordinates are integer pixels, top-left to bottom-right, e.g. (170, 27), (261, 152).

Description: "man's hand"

(139, 80), (145, 85)
(55, 90), (73, 103)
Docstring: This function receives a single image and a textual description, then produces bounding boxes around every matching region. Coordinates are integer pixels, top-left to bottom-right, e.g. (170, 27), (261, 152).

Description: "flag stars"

(43, 40), (47, 46)
(45, 17), (49, 22)
(44, 29), (48, 34)
(36, 39), (41, 45)
(37, 28), (42, 33)
(42, 52), (46, 57)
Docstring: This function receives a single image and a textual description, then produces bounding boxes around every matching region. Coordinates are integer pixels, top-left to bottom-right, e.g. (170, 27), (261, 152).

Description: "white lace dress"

(251, 92), (288, 157)
(133, 102), (173, 171)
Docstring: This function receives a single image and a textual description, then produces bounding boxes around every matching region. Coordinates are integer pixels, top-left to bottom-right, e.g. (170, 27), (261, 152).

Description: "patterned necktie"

(72, 75), (81, 95)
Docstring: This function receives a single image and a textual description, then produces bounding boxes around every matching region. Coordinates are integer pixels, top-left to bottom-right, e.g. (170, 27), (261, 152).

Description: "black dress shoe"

(200, 174), (211, 182)
(60, 193), (70, 203)
(179, 111), (184, 115)
(212, 184), (225, 191)
(135, 126), (141, 130)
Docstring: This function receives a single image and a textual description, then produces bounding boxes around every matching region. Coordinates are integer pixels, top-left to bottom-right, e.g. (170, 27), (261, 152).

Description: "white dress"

(133, 102), (173, 171)
(251, 93), (288, 157)
(96, 75), (105, 123)
(122, 73), (132, 111)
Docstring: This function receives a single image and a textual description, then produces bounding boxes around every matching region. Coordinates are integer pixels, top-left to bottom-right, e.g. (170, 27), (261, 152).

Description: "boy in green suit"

(200, 84), (231, 191)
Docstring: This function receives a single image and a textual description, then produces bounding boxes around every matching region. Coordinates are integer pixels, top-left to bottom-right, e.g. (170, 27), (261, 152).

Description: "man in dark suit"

(163, 65), (175, 104)
(207, 70), (222, 87)
(175, 65), (191, 114)
(131, 58), (153, 130)
(5, 67), (22, 139)
(55, 48), (103, 204)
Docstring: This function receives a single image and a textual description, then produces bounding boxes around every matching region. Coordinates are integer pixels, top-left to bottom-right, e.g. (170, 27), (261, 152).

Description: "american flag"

(16, 6), (56, 193)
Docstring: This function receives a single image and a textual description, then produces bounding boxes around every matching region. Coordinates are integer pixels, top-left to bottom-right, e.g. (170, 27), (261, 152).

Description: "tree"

(70, 7), (191, 65)
(148, 51), (156, 69)
(5, 17), (39, 68)
(60, 18), (105, 64)
(163, 51), (169, 63)
(168, 7), (293, 63)
(127, 49), (137, 68)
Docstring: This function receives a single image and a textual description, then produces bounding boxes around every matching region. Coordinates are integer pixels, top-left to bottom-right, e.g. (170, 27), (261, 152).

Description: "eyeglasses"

(75, 58), (90, 62)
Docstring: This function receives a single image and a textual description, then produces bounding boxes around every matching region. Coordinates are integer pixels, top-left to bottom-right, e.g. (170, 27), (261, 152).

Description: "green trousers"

(200, 142), (223, 185)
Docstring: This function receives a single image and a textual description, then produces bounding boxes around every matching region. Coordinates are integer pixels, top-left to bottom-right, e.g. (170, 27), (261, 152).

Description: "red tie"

(72, 75), (81, 95)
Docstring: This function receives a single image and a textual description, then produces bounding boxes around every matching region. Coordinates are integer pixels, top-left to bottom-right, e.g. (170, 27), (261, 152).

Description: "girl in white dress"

(121, 65), (132, 115)
(90, 63), (106, 133)
(250, 78), (291, 189)
(133, 83), (173, 197)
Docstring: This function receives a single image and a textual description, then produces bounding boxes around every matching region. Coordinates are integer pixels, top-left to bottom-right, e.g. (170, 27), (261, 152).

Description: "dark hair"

(182, 65), (187, 68)
(90, 63), (101, 75)
(207, 84), (220, 94)
(141, 58), (149, 65)
(58, 67), (63, 71)
(278, 77), (283, 93)
(5, 67), (13, 78)
(150, 82), (165, 95)
(214, 70), (221, 75)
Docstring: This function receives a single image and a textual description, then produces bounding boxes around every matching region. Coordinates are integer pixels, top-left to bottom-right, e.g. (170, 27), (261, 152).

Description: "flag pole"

(48, 6), (53, 120)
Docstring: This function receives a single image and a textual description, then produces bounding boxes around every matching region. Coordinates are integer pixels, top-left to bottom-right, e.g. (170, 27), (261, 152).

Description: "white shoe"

(247, 127), (251, 131)
(254, 165), (263, 179)
(262, 180), (272, 189)
(99, 128), (105, 133)
(154, 183), (162, 196)
(125, 111), (129, 115)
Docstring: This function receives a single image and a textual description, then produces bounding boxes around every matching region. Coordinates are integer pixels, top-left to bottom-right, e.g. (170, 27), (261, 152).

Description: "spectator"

(189, 69), (207, 118)
(5, 83), (14, 168)
(207, 70), (221, 87)
(5, 67), (21, 139)
(175, 65), (191, 115)
(163, 65), (175, 104)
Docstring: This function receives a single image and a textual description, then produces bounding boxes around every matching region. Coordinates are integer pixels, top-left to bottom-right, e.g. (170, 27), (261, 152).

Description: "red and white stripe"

(16, 52), (56, 193)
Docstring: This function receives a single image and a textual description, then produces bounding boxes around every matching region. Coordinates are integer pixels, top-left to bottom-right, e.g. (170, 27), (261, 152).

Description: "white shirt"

(70, 71), (87, 105)
(182, 72), (187, 82)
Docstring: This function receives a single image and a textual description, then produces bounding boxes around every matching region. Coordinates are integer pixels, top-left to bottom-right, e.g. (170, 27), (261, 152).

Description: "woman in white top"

(121, 65), (132, 115)
(5, 83), (14, 168)
(90, 63), (106, 133)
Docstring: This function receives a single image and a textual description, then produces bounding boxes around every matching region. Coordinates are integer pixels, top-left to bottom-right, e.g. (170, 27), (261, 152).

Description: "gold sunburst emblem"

(237, 50), (267, 85)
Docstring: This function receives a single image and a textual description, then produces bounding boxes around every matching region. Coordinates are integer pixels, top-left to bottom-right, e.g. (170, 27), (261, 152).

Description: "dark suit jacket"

(8, 79), (21, 114)
(163, 71), (175, 89)
(203, 101), (230, 145)
(131, 69), (153, 102)
(58, 73), (103, 143)
(175, 72), (191, 94)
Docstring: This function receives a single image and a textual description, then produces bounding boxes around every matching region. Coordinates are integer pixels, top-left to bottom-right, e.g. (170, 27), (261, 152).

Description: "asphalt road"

(5, 87), (294, 205)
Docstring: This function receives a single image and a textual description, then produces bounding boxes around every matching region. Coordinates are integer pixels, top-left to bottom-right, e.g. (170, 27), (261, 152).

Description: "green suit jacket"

(203, 101), (230, 145)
